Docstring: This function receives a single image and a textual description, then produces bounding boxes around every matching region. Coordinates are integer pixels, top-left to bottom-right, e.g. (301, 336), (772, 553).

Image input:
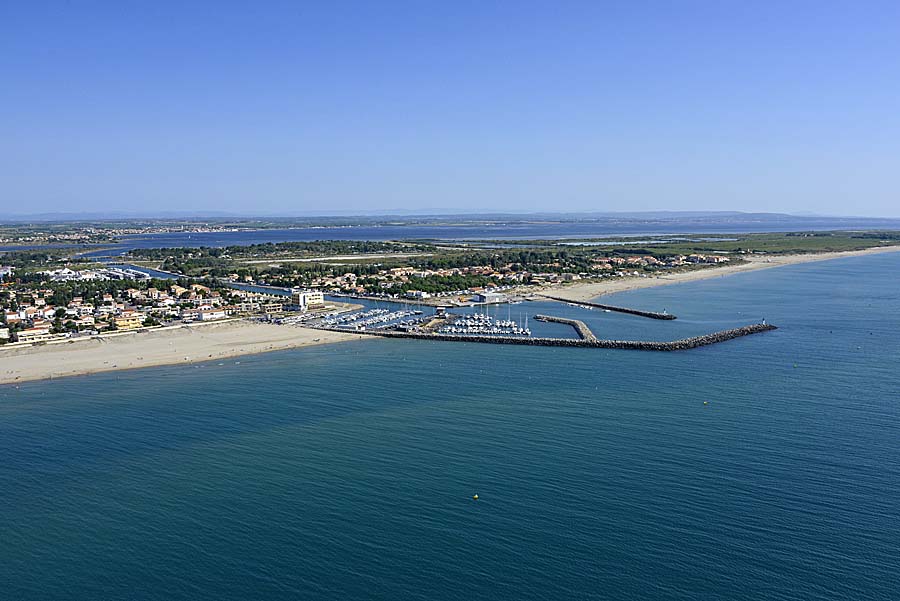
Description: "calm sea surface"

(2, 253), (899, 600)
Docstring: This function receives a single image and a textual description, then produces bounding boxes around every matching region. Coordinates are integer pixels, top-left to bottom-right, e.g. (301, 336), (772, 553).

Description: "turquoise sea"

(2, 252), (899, 600)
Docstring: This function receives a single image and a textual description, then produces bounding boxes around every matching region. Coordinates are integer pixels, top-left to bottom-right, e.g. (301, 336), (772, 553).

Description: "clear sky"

(2, 2), (899, 217)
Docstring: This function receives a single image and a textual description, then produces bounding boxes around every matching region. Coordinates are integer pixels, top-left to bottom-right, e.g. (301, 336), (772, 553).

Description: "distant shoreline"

(540, 245), (900, 302)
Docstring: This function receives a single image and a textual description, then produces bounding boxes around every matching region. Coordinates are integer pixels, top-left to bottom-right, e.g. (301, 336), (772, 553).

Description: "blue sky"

(2, 2), (899, 216)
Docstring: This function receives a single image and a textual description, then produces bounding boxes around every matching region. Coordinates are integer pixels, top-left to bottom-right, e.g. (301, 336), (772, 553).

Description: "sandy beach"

(538, 245), (900, 302)
(0, 320), (362, 385)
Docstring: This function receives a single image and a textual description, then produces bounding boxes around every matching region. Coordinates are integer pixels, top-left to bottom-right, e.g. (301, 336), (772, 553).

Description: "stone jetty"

(316, 323), (777, 351)
(533, 315), (597, 342)
(538, 295), (677, 320)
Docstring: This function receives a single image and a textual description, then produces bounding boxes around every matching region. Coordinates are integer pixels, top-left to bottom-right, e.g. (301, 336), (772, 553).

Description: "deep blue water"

(1, 252), (899, 600)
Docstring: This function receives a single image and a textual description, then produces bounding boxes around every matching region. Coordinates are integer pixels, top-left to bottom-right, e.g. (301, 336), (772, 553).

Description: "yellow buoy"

(703, 401), (709, 405)
(473, 494), (479, 500)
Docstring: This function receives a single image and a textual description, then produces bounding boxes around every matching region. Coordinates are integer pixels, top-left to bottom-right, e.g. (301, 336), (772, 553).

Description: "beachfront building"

(16, 327), (56, 343)
(290, 289), (325, 311)
(261, 301), (284, 314)
(233, 301), (261, 314)
(198, 308), (228, 321)
(74, 316), (95, 329)
(405, 290), (431, 300)
(473, 291), (507, 304)
(114, 314), (144, 331)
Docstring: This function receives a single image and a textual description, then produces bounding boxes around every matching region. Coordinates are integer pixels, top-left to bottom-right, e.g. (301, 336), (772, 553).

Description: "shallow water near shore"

(1, 252), (899, 600)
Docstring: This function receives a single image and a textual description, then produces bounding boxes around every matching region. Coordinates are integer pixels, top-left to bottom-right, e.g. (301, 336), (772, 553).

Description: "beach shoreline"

(1, 320), (363, 386)
(538, 245), (900, 302)
(4, 245), (899, 385)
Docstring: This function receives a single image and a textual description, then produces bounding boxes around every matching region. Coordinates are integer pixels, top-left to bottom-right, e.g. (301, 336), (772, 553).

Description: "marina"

(300, 297), (776, 351)
(319, 308), (424, 330)
(288, 292), (776, 351)
(435, 312), (531, 337)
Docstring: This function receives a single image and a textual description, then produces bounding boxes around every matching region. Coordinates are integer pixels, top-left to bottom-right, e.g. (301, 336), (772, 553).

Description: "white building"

(17, 327), (56, 343)
(473, 292), (507, 304)
(198, 308), (228, 321)
(291, 289), (325, 311)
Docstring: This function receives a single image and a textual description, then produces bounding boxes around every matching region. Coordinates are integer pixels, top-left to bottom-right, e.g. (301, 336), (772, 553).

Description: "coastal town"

(298, 251), (730, 299)
(0, 264), (328, 346)
(0, 248), (734, 346)
(2, 227), (898, 351)
(0, 222), (250, 247)
(2, 226), (897, 388)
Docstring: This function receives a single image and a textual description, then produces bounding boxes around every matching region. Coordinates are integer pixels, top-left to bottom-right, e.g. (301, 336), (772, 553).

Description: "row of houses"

(306, 265), (528, 295)
(1, 282), (231, 343)
(296, 254), (728, 297)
